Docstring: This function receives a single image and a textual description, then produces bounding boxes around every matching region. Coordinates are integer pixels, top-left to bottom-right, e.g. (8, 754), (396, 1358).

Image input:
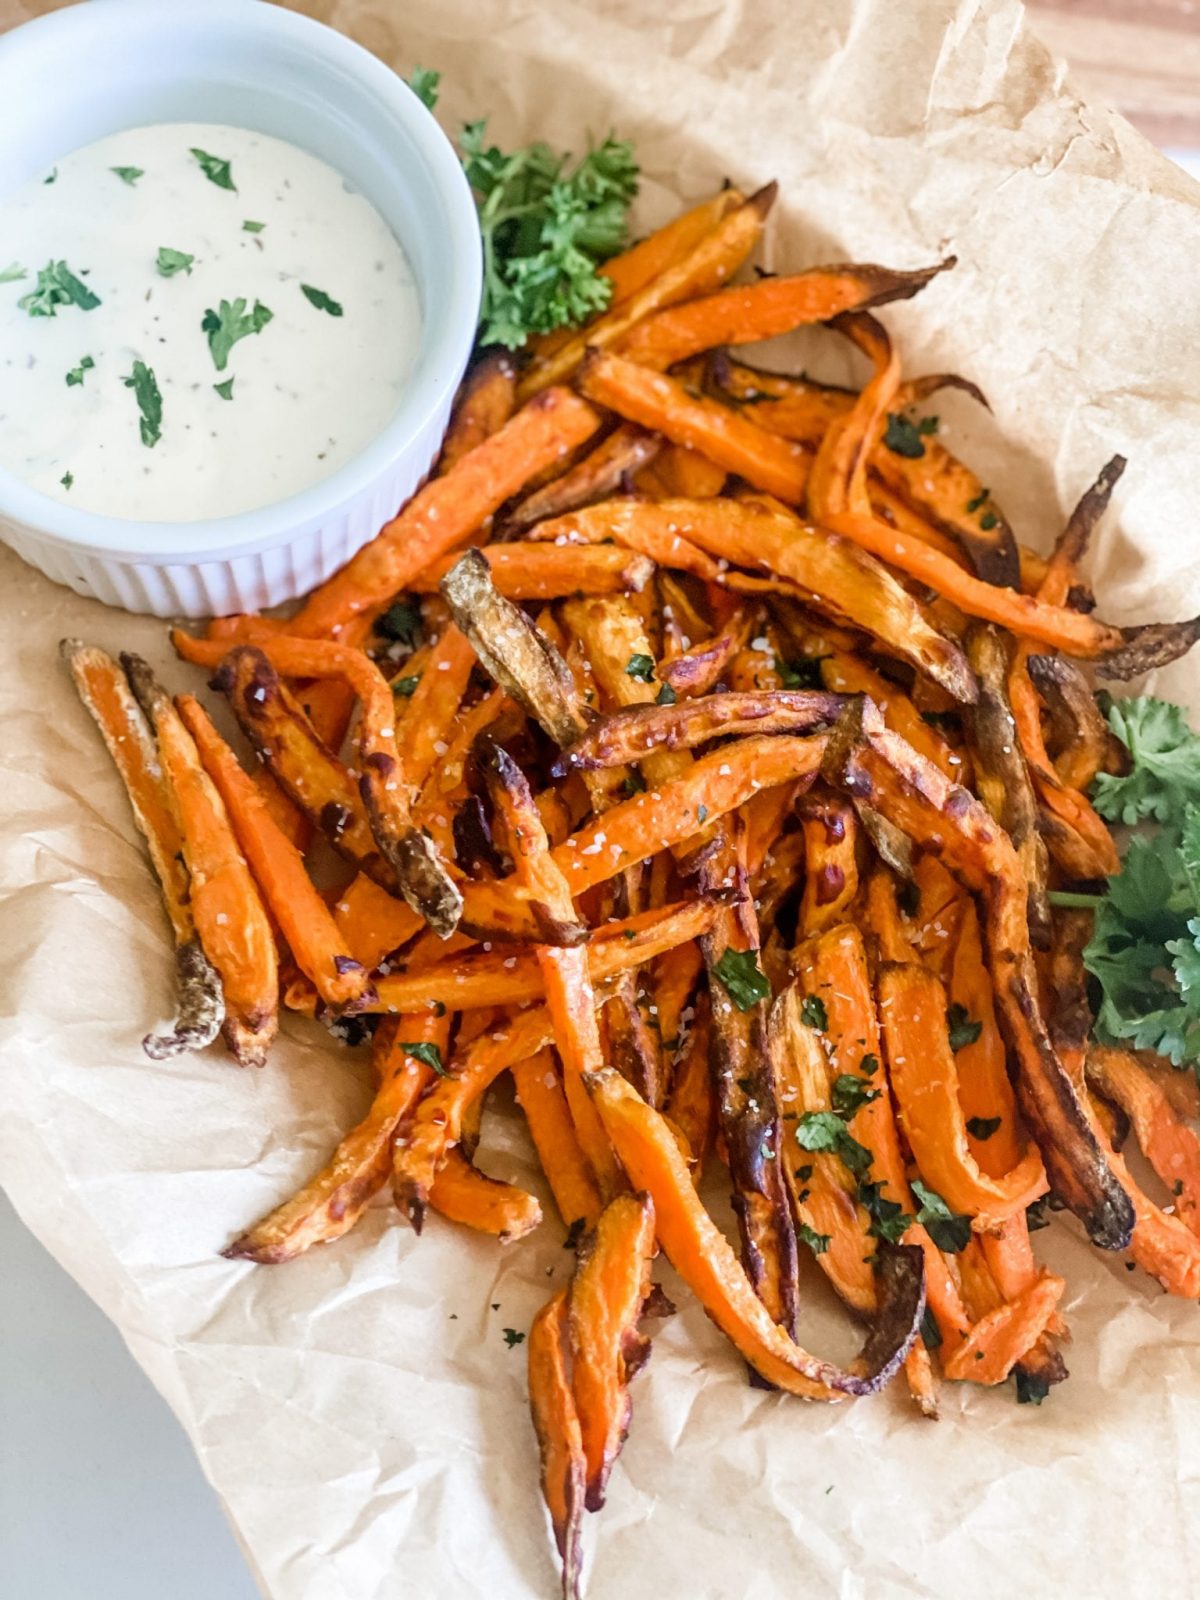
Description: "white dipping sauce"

(0, 123), (422, 521)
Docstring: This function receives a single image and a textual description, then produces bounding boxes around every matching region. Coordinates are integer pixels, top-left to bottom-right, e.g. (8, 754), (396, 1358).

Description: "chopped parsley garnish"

(18, 260), (101, 317)
(60, 470), (74, 490)
(213, 378), (235, 401)
(377, 598), (422, 645)
(797, 1223), (831, 1256)
(656, 683), (677, 706)
(979, 510), (998, 530)
(0, 262), (27, 284)
(122, 360), (162, 448)
(858, 1178), (913, 1243)
(883, 413), (938, 459)
(920, 1307), (943, 1350)
(408, 65), (441, 111)
(43, 168), (57, 184)
(201, 297), (273, 371)
(461, 118), (638, 349)
(625, 652), (655, 682)
(400, 1039), (447, 1075)
(393, 675), (421, 698)
(157, 247), (195, 278)
(800, 995), (828, 1031)
(911, 1178), (972, 1253)
(831, 1073), (880, 1117)
(966, 1116), (1002, 1141)
(946, 1002), (983, 1052)
(301, 283), (344, 317)
(795, 1112), (873, 1178)
(619, 772), (646, 798)
(712, 947), (770, 1011)
(110, 166), (144, 185)
(966, 488), (990, 514)
(191, 146), (236, 190)
(242, 220), (266, 233)
(777, 656), (825, 689)
(502, 1327), (526, 1348)
(65, 355), (94, 387)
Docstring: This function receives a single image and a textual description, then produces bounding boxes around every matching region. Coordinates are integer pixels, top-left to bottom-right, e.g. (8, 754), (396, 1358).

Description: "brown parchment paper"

(2, 2), (1199, 1596)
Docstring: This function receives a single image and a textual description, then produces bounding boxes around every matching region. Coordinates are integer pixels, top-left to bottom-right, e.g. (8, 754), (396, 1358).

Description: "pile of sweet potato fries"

(64, 181), (1200, 1597)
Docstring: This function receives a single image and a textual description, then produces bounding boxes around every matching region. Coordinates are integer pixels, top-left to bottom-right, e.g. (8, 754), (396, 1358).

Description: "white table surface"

(2, 146), (1198, 1600)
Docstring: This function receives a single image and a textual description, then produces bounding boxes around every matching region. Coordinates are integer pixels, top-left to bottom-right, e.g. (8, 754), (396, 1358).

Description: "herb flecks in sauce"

(214, 378), (235, 401)
(122, 360), (163, 448)
(242, 220), (265, 233)
(156, 247), (195, 278)
(19, 260), (101, 318)
(0, 263), (27, 284)
(60, 470), (73, 489)
(300, 284), (343, 317)
(201, 297), (273, 371)
(191, 147), (236, 191)
(111, 166), (144, 186)
(65, 355), (95, 387)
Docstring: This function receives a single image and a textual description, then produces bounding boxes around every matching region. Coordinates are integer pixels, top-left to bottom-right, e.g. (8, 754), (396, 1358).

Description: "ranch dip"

(0, 123), (422, 521)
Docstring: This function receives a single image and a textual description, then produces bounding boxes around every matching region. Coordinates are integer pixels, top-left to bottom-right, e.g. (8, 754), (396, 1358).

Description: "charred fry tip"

(1096, 615), (1200, 681)
(748, 179), (779, 215)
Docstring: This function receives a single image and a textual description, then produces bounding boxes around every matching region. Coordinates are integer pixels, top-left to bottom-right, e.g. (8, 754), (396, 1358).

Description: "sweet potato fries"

(64, 176), (1200, 1600)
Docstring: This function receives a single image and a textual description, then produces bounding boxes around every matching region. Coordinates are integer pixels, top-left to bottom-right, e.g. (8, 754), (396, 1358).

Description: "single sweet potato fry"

(1087, 1046), (1200, 1238)
(562, 690), (844, 769)
(123, 655), (277, 1068)
(178, 696), (373, 1012)
(568, 1192), (656, 1509)
(942, 1272), (1066, 1384)
(505, 424), (662, 531)
(62, 640), (223, 1060)
(412, 542), (655, 600)
(796, 792), (859, 935)
(618, 261), (949, 371)
(585, 1067), (926, 1397)
(579, 352), (811, 504)
(665, 991), (714, 1169)
(528, 1290), (586, 1600)
(428, 1148), (543, 1241)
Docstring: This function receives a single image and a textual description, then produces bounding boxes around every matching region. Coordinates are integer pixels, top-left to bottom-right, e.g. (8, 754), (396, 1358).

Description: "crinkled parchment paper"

(2, 2), (1199, 1596)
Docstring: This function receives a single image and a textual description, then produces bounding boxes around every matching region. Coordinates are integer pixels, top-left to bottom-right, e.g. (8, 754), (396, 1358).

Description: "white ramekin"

(0, 0), (482, 618)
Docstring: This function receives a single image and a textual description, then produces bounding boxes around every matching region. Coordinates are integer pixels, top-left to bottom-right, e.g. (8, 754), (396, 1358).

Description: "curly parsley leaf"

(300, 284), (343, 317)
(201, 297), (273, 371)
(462, 119), (638, 349)
(157, 246), (195, 278)
(1092, 697), (1200, 825)
(712, 948), (770, 1012)
(883, 413), (938, 459)
(795, 1112), (873, 1178)
(408, 66), (441, 111)
(191, 146), (236, 191)
(19, 260), (101, 317)
(122, 360), (162, 448)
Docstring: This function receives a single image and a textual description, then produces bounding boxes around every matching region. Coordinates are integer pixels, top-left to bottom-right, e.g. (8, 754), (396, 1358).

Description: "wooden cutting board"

(1028, 0), (1200, 147)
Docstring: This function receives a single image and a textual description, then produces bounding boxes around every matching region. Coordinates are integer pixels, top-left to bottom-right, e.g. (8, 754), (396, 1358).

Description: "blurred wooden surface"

(1028, 0), (1200, 146)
